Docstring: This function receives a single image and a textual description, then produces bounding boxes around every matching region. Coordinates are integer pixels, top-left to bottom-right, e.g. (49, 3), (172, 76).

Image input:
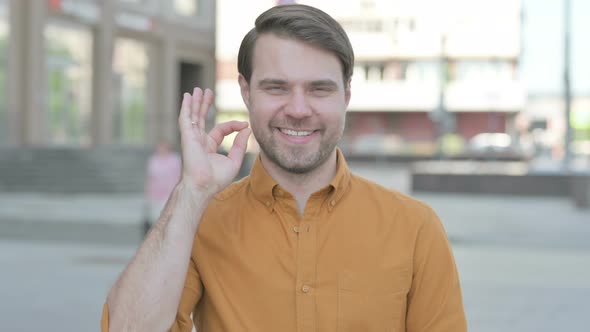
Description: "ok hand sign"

(178, 88), (251, 197)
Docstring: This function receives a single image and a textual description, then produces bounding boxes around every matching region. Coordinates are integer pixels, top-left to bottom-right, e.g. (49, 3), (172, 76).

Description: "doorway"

(178, 61), (203, 110)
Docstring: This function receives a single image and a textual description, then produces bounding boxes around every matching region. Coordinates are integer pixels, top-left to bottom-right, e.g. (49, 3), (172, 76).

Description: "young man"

(102, 4), (467, 331)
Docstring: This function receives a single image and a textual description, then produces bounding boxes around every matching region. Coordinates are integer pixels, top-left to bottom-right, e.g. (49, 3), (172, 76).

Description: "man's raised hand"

(178, 87), (251, 196)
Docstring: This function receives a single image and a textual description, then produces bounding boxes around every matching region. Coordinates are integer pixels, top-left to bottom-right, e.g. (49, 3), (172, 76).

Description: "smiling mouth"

(278, 128), (314, 137)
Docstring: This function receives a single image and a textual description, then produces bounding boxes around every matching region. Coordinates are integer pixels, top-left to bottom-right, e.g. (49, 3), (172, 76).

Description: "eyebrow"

(257, 79), (339, 88)
(257, 79), (288, 87)
(308, 80), (338, 88)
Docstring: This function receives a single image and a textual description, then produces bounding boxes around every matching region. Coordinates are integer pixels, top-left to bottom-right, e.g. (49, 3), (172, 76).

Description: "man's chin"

(261, 140), (335, 174)
(276, 152), (327, 174)
(279, 162), (318, 174)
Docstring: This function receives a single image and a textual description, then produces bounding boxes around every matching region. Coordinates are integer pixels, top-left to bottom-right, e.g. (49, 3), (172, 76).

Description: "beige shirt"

(102, 150), (467, 331)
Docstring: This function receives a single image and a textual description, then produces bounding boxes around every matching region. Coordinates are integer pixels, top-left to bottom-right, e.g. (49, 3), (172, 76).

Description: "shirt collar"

(328, 148), (352, 205)
(248, 148), (352, 210)
(249, 154), (280, 210)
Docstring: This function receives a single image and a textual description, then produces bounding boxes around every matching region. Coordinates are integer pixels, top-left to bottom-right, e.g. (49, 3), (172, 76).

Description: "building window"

(404, 61), (439, 83)
(0, 0), (8, 144)
(174, 0), (198, 17)
(368, 64), (384, 81)
(360, 63), (385, 82)
(340, 18), (382, 33)
(113, 37), (149, 145)
(360, 0), (376, 11)
(45, 23), (93, 146)
(454, 60), (512, 81)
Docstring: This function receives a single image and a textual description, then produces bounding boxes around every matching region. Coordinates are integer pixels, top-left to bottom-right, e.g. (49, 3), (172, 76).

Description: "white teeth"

(280, 128), (312, 137)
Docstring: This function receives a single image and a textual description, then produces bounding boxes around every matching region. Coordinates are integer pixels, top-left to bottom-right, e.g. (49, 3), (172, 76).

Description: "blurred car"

(466, 133), (534, 160)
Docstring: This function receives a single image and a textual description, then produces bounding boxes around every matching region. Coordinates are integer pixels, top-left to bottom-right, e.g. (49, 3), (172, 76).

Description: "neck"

(260, 150), (338, 212)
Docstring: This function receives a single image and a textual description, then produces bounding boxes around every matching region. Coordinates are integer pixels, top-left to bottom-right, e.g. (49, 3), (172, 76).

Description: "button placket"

(294, 217), (317, 331)
(301, 284), (311, 293)
(327, 197), (337, 212)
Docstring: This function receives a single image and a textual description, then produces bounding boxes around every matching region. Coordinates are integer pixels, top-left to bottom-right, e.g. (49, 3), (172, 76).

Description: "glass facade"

(0, 0), (8, 144)
(0, 0), (213, 147)
(44, 23), (93, 146)
(112, 37), (149, 145)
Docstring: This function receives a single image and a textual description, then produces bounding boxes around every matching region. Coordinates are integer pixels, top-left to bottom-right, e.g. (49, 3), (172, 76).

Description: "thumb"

(228, 128), (252, 169)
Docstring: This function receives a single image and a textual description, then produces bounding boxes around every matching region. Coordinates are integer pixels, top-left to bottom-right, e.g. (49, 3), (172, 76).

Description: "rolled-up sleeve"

(100, 257), (203, 332)
(169, 257), (203, 331)
(406, 207), (467, 332)
(101, 302), (109, 331)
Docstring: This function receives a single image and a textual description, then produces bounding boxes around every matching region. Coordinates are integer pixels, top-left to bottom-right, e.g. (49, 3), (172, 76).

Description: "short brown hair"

(237, 4), (354, 85)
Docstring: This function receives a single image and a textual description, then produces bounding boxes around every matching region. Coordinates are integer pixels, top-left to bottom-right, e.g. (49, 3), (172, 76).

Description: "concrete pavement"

(1, 161), (589, 331)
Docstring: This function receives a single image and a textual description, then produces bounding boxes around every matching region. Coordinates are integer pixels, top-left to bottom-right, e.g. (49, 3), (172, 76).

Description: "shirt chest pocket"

(337, 267), (411, 332)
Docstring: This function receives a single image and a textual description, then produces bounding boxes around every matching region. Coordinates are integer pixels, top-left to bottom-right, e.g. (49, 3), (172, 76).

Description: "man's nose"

(283, 90), (312, 118)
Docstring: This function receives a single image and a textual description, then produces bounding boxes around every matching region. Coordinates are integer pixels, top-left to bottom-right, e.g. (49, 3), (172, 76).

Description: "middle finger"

(199, 89), (214, 132)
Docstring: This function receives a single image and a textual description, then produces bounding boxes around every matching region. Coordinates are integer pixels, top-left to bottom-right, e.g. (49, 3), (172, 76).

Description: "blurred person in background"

(102, 4), (466, 332)
(144, 138), (182, 234)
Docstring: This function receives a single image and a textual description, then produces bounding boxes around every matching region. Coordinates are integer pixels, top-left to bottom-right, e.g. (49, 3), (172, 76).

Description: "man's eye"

(312, 86), (333, 94)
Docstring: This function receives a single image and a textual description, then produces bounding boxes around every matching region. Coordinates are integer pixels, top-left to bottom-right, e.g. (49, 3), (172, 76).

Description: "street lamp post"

(563, 0), (573, 172)
(431, 34), (454, 159)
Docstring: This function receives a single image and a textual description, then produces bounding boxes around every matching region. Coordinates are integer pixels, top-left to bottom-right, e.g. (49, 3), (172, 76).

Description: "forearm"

(107, 180), (208, 331)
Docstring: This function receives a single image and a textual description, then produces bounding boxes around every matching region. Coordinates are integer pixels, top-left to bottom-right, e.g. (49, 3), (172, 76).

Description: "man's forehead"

(250, 34), (343, 85)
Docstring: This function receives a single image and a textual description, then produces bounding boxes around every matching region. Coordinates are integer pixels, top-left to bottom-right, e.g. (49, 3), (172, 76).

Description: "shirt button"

(293, 226), (300, 233)
(330, 200), (336, 206)
(301, 285), (311, 293)
(265, 201), (271, 207)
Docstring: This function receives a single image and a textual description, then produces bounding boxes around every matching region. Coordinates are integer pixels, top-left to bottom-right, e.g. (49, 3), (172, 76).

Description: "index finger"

(208, 121), (250, 147)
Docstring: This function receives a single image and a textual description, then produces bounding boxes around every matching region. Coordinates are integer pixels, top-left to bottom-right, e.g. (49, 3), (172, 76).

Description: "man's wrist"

(176, 178), (215, 201)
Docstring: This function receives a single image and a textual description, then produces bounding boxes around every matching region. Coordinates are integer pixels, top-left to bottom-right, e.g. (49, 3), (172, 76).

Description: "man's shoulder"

(203, 175), (255, 215)
(212, 175), (251, 202)
(196, 176), (252, 236)
(349, 173), (433, 216)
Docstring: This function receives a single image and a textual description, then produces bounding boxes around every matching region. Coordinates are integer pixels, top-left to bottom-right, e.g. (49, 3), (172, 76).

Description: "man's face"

(239, 33), (351, 174)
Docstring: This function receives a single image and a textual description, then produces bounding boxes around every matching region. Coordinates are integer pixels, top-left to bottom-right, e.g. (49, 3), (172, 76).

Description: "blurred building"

(0, 0), (215, 148)
(0, 0), (214, 193)
(215, 0), (525, 156)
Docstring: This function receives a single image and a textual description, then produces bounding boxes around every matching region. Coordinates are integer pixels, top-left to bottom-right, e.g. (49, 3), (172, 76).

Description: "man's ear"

(344, 79), (351, 107)
(238, 74), (251, 110)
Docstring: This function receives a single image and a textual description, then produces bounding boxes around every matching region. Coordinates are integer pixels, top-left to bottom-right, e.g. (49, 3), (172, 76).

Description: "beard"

(252, 119), (343, 174)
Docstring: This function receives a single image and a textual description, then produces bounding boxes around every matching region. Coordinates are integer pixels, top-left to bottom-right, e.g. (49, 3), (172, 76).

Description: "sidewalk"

(1, 161), (589, 249)
(0, 192), (147, 246)
(0, 192), (144, 225)
(2, 192), (588, 247)
(2, 190), (590, 332)
(2, 164), (590, 331)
